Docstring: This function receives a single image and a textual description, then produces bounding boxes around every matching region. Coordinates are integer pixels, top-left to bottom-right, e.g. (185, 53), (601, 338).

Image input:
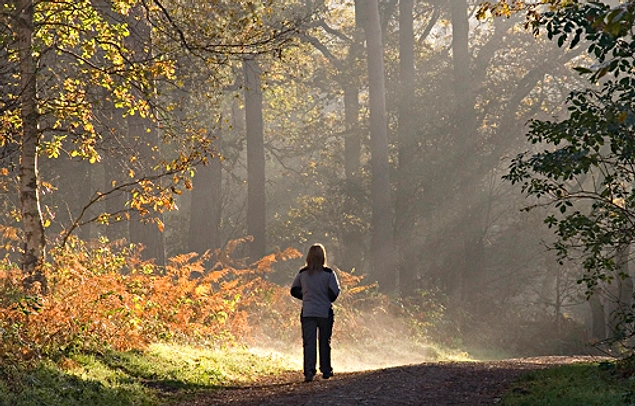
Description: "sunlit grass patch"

(503, 361), (635, 406)
(0, 359), (155, 406)
(0, 343), (292, 406)
(140, 343), (291, 386)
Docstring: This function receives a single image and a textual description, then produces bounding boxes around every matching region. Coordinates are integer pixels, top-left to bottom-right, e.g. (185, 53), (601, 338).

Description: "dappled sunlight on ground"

(176, 356), (596, 405)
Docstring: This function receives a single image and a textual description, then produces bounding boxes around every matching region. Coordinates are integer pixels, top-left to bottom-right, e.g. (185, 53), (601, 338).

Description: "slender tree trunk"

(243, 56), (266, 261)
(17, 0), (46, 291)
(450, 0), (472, 133)
(450, 0), (481, 303)
(127, 114), (166, 265)
(589, 295), (606, 342)
(364, 0), (395, 292)
(184, 83), (223, 257)
(340, 84), (365, 273)
(188, 144), (223, 256)
(62, 158), (92, 240)
(103, 158), (128, 240)
(96, 87), (129, 241)
(91, 0), (128, 243)
(607, 244), (632, 339)
(343, 86), (361, 188)
(341, 6), (365, 274)
(396, 0), (419, 296)
(126, 7), (165, 265)
(126, 117), (165, 264)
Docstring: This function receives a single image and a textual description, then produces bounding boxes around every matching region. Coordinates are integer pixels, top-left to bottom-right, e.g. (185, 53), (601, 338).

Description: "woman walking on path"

(290, 243), (341, 382)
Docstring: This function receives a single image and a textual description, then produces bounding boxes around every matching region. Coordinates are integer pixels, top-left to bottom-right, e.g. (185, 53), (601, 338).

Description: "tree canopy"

(0, 0), (304, 290)
(503, 0), (635, 346)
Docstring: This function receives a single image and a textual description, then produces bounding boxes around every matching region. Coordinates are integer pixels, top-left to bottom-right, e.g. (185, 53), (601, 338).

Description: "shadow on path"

(175, 356), (605, 406)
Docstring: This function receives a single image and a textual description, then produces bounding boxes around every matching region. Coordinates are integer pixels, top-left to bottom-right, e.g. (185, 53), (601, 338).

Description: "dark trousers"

(301, 313), (334, 377)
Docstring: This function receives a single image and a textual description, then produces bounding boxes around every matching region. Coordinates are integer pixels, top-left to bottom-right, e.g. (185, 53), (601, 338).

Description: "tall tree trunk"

(589, 295), (606, 342)
(243, 56), (267, 261)
(61, 158), (92, 240)
(16, 0), (46, 291)
(341, 83), (365, 274)
(127, 7), (165, 265)
(607, 244), (632, 339)
(396, 0), (419, 296)
(127, 115), (166, 265)
(91, 0), (128, 243)
(96, 86), (129, 241)
(364, 0), (395, 292)
(450, 0), (481, 304)
(343, 87), (361, 188)
(188, 143), (223, 256)
(450, 0), (472, 134)
(341, 4), (365, 274)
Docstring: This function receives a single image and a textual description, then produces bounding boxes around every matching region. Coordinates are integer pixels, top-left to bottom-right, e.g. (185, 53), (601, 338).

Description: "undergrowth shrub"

(242, 267), (383, 344)
(0, 236), (303, 365)
(0, 236), (448, 375)
(443, 301), (591, 358)
(243, 267), (445, 362)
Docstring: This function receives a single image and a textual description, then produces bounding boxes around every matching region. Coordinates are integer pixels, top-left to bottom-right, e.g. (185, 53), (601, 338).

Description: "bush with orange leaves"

(0, 236), (303, 366)
(0, 236), (441, 368)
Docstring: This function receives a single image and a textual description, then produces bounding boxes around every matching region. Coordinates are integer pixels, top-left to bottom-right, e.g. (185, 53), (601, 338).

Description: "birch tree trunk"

(16, 0), (47, 291)
(243, 56), (267, 261)
(364, 0), (395, 292)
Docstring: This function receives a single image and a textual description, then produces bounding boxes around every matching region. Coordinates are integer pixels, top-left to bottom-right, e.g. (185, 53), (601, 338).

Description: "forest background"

(3, 0), (634, 385)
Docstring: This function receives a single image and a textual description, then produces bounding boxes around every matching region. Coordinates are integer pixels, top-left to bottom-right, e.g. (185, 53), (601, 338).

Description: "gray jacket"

(290, 266), (340, 318)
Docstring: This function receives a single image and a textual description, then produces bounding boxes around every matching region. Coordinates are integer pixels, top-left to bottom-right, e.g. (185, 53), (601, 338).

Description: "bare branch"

(417, 6), (441, 46)
(309, 18), (353, 43)
(298, 33), (345, 71)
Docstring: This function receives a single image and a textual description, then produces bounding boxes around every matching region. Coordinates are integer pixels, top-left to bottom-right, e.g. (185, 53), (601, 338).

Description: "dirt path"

(177, 356), (604, 405)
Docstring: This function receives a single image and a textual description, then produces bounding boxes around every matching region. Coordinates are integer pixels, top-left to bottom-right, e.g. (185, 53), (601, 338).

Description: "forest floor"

(175, 355), (604, 405)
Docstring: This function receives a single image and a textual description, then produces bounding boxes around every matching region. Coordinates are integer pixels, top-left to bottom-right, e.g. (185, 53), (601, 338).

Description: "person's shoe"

(304, 373), (314, 383)
(322, 372), (333, 379)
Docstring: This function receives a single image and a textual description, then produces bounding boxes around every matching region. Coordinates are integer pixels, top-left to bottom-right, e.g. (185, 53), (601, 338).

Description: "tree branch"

(417, 6), (441, 46)
(309, 18), (353, 43)
(298, 33), (345, 71)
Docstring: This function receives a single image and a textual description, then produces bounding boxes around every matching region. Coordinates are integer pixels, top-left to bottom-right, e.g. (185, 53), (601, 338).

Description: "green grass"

(503, 361), (635, 406)
(0, 344), (291, 406)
